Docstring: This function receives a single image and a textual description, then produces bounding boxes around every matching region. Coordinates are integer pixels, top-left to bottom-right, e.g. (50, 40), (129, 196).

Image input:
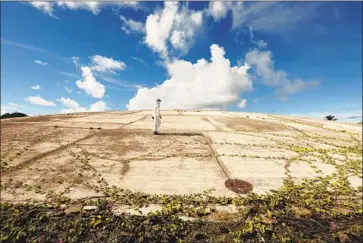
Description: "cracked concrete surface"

(1, 110), (362, 202)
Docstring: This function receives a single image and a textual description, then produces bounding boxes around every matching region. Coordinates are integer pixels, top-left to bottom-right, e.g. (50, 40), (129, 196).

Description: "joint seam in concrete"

(202, 116), (223, 132)
(3, 115), (149, 174)
(202, 131), (230, 180)
(2, 130), (104, 174)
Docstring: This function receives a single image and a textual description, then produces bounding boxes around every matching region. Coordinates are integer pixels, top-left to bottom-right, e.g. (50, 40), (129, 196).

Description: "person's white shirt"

(152, 101), (161, 133)
(153, 103), (160, 118)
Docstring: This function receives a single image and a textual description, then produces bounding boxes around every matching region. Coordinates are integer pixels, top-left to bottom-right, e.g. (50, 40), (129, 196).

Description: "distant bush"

(325, 115), (337, 121)
(1, 112), (28, 119)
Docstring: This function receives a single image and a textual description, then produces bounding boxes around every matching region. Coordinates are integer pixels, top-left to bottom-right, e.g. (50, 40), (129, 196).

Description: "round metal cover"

(225, 179), (253, 194)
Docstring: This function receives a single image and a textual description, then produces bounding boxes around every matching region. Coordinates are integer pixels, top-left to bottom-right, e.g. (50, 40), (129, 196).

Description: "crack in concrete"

(2, 111), (361, 200)
(202, 116), (223, 132)
(202, 132), (230, 181)
(2, 115), (149, 175)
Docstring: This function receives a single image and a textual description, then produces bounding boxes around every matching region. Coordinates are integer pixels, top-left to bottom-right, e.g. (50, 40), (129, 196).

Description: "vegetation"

(0, 112), (27, 119)
(1, 174), (362, 243)
(325, 115), (338, 121)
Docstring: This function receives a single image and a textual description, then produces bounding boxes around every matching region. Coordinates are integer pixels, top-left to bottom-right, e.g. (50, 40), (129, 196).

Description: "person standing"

(152, 99), (162, 135)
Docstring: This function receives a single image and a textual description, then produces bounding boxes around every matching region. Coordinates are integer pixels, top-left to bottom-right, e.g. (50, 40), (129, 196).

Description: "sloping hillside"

(1, 110), (362, 242)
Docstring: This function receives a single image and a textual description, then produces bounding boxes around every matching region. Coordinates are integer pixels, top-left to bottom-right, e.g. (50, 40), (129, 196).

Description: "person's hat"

(156, 98), (162, 102)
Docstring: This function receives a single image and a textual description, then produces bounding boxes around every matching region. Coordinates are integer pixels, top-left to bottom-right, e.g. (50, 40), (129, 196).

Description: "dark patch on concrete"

(220, 117), (291, 132)
(225, 179), (253, 194)
(121, 162), (130, 176)
(157, 132), (203, 137)
(13, 114), (86, 123)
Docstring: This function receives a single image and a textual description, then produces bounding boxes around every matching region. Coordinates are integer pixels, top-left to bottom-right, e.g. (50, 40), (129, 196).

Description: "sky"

(1, 1), (362, 123)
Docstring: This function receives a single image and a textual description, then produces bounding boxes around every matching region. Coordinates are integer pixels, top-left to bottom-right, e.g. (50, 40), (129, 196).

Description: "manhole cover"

(225, 179), (253, 194)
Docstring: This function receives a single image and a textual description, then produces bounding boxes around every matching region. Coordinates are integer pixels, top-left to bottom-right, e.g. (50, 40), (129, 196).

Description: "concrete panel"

(1, 110), (361, 203)
(136, 110), (181, 116)
(66, 113), (146, 124)
(218, 157), (286, 194)
(125, 116), (217, 131)
(120, 157), (234, 197)
(206, 132), (277, 146)
(1, 148), (102, 201)
(213, 144), (298, 158)
(181, 111), (229, 116)
(289, 161), (337, 178)
(43, 121), (123, 129)
(78, 130), (212, 160)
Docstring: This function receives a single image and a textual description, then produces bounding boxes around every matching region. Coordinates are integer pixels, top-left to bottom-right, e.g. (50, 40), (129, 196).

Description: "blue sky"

(1, 1), (362, 122)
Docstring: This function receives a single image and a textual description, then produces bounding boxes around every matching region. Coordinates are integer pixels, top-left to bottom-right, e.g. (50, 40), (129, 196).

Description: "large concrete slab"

(118, 157), (234, 197)
(125, 115), (217, 131)
(214, 144), (298, 158)
(77, 130), (212, 160)
(206, 132), (278, 146)
(218, 157), (286, 194)
(213, 116), (292, 132)
(43, 121), (124, 129)
(65, 113), (146, 124)
(180, 111), (230, 116)
(136, 110), (181, 116)
(1, 110), (361, 203)
(1, 125), (95, 169)
(1, 148), (103, 202)
(289, 161), (337, 178)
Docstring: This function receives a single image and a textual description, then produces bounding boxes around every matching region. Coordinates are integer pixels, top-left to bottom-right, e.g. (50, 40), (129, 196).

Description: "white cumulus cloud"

(90, 55), (126, 74)
(90, 100), (108, 112)
(58, 98), (108, 113)
(1, 102), (24, 115)
(127, 44), (253, 110)
(56, 1), (102, 15)
(245, 48), (319, 100)
(76, 66), (106, 99)
(245, 49), (287, 87)
(169, 6), (203, 53)
(207, 1), (232, 21)
(145, 2), (178, 58)
(29, 2), (58, 19)
(30, 1), (139, 18)
(277, 79), (320, 101)
(145, 1), (203, 59)
(31, 85), (41, 90)
(34, 60), (48, 66)
(207, 1), (322, 33)
(57, 97), (79, 109)
(25, 95), (56, 107)
(60, 107), (87, 113)
(120, 15), (145, 35)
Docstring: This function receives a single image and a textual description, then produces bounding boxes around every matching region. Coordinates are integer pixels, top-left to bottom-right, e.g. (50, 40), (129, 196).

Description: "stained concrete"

(1, 110), (361, 202)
